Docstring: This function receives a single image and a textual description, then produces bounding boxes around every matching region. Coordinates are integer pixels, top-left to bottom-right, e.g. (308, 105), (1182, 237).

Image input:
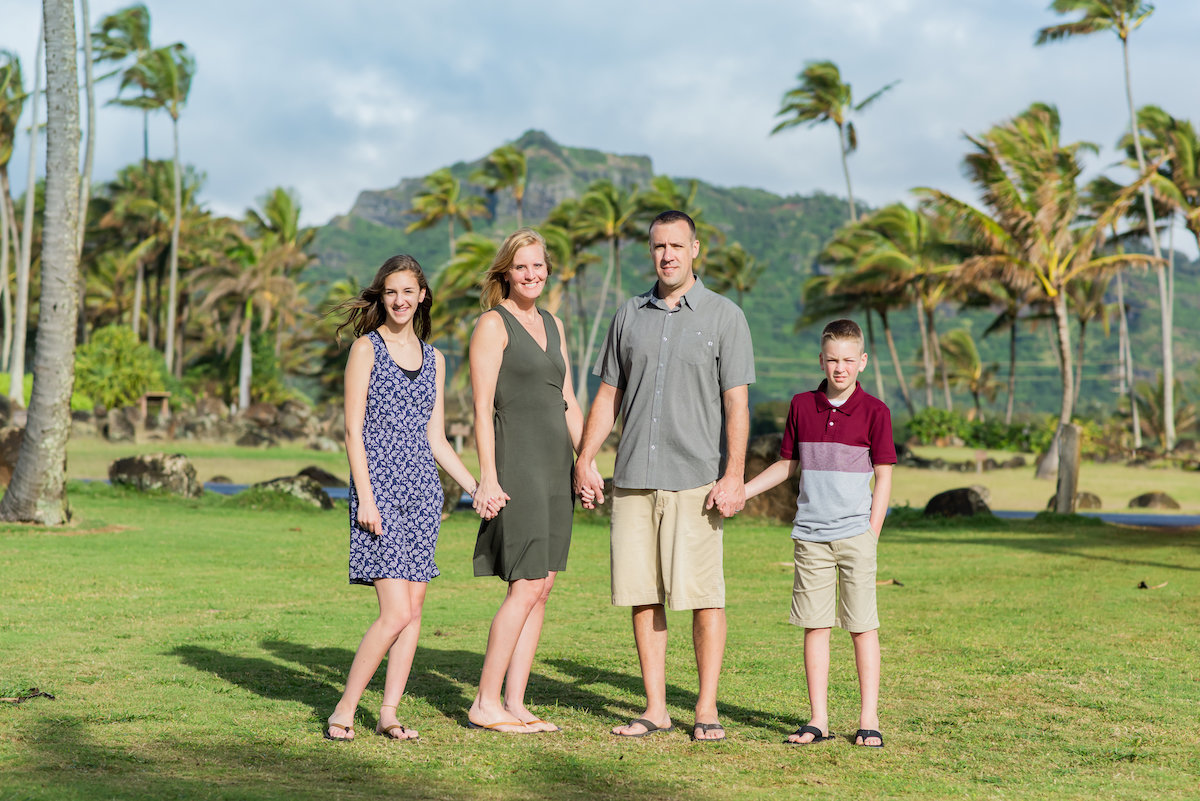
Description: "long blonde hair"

(480, 228), (553, 309)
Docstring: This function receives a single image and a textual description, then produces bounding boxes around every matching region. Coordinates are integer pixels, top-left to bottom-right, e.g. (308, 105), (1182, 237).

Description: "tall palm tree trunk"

(879, 310), (913, 415)
(837, 122), (857, 223)
(1073, 319), (1088, 410)
(915, 300), (933, 407)
(0, 0), (80, 524)
(1114, 271), (1141, 449)
(76, 0), (95, 346)
(9, 24), (42, 404)
(0, 178), (10, 372)
(580, 244), (617, 397)
(164, 118), (181, 372)
(925, 307), (951, 410)
(1051, 293), (1075, 427)
(238, 300), (252, 411)
(1122, 38), (1173, 450)
(865, 310), (885, 400)
(1005, 315), (1018, 425)
(131, 260), (144, 338)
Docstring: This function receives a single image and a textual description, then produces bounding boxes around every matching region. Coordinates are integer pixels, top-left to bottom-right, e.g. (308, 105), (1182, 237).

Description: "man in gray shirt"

(575, 210), (754, 741)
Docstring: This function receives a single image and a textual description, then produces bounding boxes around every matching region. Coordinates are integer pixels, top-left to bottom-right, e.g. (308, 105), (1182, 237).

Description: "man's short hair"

(648, 210), (696, 238)
(821, 319), (864, 348)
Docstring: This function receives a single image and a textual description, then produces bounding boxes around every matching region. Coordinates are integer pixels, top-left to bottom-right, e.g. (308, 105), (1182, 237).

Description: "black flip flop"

(854, 728), (885, 748)
(613, 717), (672, 737)
(785, 724), (835, 745)
(691, 722), (726, 742)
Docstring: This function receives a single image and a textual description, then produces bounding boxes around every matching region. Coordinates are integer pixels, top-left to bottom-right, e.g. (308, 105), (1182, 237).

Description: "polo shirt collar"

(815, 380), (863, 414)
(639, 274), (710, 311)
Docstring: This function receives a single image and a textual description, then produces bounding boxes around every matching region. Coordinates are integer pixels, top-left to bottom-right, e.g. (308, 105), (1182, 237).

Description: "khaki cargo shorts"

(790, 529), (878, 632)
(610, 483), (724, 610)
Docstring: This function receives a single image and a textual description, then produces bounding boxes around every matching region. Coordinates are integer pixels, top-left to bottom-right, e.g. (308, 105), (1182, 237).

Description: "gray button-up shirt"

(594, 277), (755, 491)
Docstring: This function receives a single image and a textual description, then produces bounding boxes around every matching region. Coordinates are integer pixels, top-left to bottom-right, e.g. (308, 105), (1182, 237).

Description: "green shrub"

(906, 407), (968, 444)
(73, 326), (168, 410)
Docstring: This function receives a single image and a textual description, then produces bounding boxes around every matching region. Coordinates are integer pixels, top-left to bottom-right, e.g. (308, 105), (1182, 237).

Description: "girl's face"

(381, 269), (425, 329)
(506, 244), (548, 302)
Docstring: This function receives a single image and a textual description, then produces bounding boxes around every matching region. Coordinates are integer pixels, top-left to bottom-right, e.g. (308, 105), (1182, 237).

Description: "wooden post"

(1054, 423), (1082, 514)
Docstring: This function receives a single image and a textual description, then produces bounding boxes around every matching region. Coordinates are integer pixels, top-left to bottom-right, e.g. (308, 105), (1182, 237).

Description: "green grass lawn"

(1, 484), (1197, 799)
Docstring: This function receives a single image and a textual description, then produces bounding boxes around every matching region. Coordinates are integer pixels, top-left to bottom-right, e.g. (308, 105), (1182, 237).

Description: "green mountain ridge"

(307, 130), (1200, 421)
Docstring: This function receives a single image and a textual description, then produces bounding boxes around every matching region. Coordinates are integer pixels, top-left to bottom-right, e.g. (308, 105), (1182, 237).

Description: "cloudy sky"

(3, 1), (1199, 238)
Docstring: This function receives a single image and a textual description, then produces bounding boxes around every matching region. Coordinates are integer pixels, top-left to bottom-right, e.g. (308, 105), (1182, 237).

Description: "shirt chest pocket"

(677, 328), (716, 366)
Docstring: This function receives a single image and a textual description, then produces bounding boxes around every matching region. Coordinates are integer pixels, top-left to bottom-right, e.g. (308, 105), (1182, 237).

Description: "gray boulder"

(1128, 492), (1180, 510)
(924, 487), (992, 519)
(1045, 491), (1102, 510)
(250, 475), (333, 510)
(104, 408), (137, 442)
(109, 453), (203, 498)
(297, 465), (346, 487)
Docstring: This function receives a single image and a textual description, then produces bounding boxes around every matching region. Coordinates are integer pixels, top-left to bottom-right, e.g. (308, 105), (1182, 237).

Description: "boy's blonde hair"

(821, 319), (864, 349)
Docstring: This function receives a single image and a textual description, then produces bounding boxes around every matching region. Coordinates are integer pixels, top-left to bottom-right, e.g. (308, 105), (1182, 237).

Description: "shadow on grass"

(16, 713), (689, 801)
(170, 639), (781, 735)
(889, 516), (1200, 572)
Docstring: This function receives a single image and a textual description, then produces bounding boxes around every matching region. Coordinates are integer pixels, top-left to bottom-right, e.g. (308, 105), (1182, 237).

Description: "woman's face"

(506, 244), (548, 302)
(381, 269), (425, 328)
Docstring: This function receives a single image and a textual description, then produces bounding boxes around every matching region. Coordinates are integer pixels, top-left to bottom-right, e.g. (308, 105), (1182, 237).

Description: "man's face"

(819, 338), (867, 395)
(649, 220), (699, 294)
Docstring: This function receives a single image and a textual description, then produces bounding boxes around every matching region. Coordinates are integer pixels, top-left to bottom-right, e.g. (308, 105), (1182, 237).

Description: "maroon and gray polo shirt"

(779, 380), (896, 543)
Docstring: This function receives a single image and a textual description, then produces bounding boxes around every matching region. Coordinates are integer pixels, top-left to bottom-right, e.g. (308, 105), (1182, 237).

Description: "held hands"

(705, 475), (746, 518)
(573, 459), (605, 509)
(472, 476), (509, 520)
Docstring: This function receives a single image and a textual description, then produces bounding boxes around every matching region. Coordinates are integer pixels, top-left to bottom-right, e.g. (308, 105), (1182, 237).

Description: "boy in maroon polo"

(745, 319), (895, 748)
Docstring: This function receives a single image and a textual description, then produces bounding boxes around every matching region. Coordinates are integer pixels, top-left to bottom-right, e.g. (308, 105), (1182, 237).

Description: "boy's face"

(819, 337), (867, 396)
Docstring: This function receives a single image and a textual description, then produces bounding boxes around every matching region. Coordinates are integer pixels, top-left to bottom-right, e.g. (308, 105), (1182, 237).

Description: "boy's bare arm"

(870, 463), (893, 536)
(744, 459), (798, 500)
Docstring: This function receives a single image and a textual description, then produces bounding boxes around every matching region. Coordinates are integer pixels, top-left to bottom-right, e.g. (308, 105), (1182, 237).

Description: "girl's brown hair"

(331, 254), (433, 342)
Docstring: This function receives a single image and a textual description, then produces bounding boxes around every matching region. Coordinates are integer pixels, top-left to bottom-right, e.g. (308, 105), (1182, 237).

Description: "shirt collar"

(815, 380), (863, 414)
(638, 274), (710, 311)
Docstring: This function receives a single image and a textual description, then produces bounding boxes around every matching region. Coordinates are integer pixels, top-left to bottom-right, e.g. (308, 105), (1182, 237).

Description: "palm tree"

(1133, 374), (1197, 452)
(95, 159), (202, 344)
(76, 0), (98, 346)
(245, 187), (313, 360)
(636, 175), (724, 268)
(937, 329), (1000, 421)
(9, 27), (42, 404)
(92, 3), (152, 165)
(471, 144), (527, 227)
(771, 60), (897, 222)
(117, 43), (194, 373)
(543, 198), (601, 390)
(0, 0), (80, 524)
(966, 277), (1042, 425)
(704, 242), (764, 306)
(195, 226), (294, 411)
(922, 103), (1153, 443)
(1065, 276), (1113, 410)
(432, 232), (495, 411)
(406, 168), (487, 260)
(0, 51), (25, 371)
(1037, 1), (1174, 449)
(574, 179), (640, 386)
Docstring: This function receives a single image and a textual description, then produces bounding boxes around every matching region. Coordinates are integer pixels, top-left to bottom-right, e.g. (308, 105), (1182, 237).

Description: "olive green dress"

(473, 306), (574, 581)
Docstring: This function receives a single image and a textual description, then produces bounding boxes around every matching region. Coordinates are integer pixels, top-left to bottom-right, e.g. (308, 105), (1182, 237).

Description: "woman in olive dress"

(467, 229), (584, 733)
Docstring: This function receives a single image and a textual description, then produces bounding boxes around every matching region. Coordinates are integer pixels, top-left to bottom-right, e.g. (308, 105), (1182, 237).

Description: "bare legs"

(327, 578), (425, 740)
(468, 573), (557, 733)
(787, 626), (880, 745)
(611, 605), (726, 740)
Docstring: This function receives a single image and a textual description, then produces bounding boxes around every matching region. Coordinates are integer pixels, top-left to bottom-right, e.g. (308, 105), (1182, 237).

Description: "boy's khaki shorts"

(790, 530), (878, 632)
(610, 483), (724, 610)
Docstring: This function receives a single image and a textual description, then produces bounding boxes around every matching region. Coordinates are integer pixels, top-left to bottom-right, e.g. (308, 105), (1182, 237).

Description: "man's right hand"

(574, 459), (606, 508)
